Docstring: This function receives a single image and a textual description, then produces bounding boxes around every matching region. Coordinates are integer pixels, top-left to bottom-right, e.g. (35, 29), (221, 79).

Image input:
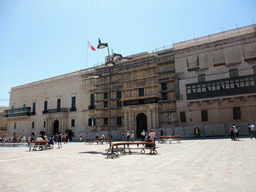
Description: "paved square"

(0, 138), (256, 192)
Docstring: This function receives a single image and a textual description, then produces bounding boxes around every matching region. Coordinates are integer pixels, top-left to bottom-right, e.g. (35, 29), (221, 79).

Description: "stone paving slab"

(0, 138), (256, 192)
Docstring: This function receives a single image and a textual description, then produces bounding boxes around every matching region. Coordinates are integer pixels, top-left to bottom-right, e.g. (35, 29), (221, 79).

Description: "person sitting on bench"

(48, 136), (54, 145)
(145, 136), (154, 147)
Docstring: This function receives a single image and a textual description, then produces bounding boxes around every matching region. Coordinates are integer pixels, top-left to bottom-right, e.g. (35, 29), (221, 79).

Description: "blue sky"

(0, 0), (256, 106)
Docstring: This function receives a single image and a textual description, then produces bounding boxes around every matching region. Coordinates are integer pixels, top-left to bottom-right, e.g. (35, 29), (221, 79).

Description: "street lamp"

(97, 41), (124, 150)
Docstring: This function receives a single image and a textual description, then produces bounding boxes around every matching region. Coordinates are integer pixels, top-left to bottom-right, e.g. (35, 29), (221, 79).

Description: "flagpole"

(86, 41), (89, 69)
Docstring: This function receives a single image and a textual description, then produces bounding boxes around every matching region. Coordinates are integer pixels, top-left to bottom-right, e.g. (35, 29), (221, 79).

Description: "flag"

(98, 38), (101, 44)
(88, 42), (96, 51)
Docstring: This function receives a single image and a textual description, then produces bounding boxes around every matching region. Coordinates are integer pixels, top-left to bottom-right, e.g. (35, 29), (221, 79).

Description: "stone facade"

(174, 24), (256, 126)
(4, 24), (256, 139)
(85, 50), (177, 138)
(0, 106), (8, 137)
(4, 69), (97, 140)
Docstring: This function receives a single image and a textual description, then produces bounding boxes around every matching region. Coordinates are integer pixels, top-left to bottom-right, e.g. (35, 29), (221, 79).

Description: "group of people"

(121, 130), (156, 142)
(122, 131), (135, 142)
(31, 133), (68, 149)
(230, 124), (240, 141)
(1, 135), (27, 143)
(95, 134), (106, 144)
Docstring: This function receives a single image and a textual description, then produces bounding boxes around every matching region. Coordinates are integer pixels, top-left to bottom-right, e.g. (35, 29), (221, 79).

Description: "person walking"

(235, 126), (240, 141)
(248, 123), (252, 137)
(63, 134), (66, 144)
(122, 132), (125, 141)
(130, 131), (134, 142)
(230, 125), (234, 141)
(57, 133), (62, 148)
(126, 131), (130, 142)
(141, 130), (146, 142)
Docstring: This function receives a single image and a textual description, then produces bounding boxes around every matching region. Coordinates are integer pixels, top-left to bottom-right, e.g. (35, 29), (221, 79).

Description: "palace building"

(3, 24), (256, 139)
(174, 24), (256, 126)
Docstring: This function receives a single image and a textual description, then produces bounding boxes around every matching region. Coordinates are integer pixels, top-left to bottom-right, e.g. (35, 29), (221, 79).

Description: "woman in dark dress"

(230, 126), (234, 141)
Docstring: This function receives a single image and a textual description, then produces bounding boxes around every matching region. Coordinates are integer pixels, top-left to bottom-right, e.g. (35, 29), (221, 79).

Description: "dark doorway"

(136, 113), (147, 138)
(53, 120), (59, 135)
(65, 129), (73, 142)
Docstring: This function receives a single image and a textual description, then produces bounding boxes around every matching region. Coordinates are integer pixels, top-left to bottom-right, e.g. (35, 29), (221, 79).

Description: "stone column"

(153, 109), (156, 129)
(129, 109), (132, 131)
(148, 110), (152, 130)
(124, 110), (128, 131)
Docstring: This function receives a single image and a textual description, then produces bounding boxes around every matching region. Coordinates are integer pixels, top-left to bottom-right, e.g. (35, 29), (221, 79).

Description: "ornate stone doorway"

(136, 113), (147, 138)
(53, 120), (59, 135)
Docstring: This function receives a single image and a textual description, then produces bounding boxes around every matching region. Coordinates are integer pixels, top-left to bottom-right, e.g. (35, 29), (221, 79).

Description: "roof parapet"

(173, 24), (256, 51)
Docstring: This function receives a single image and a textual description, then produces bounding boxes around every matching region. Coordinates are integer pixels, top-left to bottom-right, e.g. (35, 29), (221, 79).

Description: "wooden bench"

(108, 142), (157, 158)
(158, 135), (181, 144)
(28, 140), (50, 151)
(85, 138), (110, 144)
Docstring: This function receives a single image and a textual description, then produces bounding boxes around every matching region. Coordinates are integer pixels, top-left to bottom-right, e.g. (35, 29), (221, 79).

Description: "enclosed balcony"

(186, 74), (256, 100)
(4, 107), (31, 117)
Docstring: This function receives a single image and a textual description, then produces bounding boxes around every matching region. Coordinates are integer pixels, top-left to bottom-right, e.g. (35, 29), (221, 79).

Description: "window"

(180, 112), (186, 122)
(14, 122), (16, 129)
(117, 91), (121, 100)
(32, 103), (36, 115)
(167, 114), (174, 122)
(71, 96), (76, 109)
(139, 88), (144, 96)
(32, 122), (35, 128)
(89, 94), (95, 109)
(253, 66), (256, 74)
(71, 119), (75, 127)
(229, 68), (239, 78)
(161, 83), (167, 90)
(162, 93), (168, 100)
(32, 103), (36, 112)
(117, 116), (122, 125)
(104, 102), (108, 108)
(23, 104), (26, 108)
(201, 110), (208, 122)
(88, 118), (96, 126)
(104, 93), (108, 99)
(43, 121), (46, 128)
(57, 99), (61, 111)
(233, 107), (241, 120)
(198, 74), (205, 82)
(104, 118), (108, 125)
(44, 101), (48, 112)
(117, 100), (122, 107)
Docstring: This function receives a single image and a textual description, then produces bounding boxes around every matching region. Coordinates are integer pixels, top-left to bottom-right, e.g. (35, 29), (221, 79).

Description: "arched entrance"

(136, 113), (147, 138)
(53, 120), (59, 135)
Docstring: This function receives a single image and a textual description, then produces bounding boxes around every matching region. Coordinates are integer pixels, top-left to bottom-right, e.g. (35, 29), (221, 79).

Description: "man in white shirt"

(36, 135), (44, 142)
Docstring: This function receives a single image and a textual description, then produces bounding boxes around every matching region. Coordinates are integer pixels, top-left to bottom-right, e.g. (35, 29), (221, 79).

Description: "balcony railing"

(88, 105), (95, 110)
(4, 107), (31, 118)
(70, 107), (77, 112)
(42, 108), (68, 114)
(186, 74), (256, 100)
